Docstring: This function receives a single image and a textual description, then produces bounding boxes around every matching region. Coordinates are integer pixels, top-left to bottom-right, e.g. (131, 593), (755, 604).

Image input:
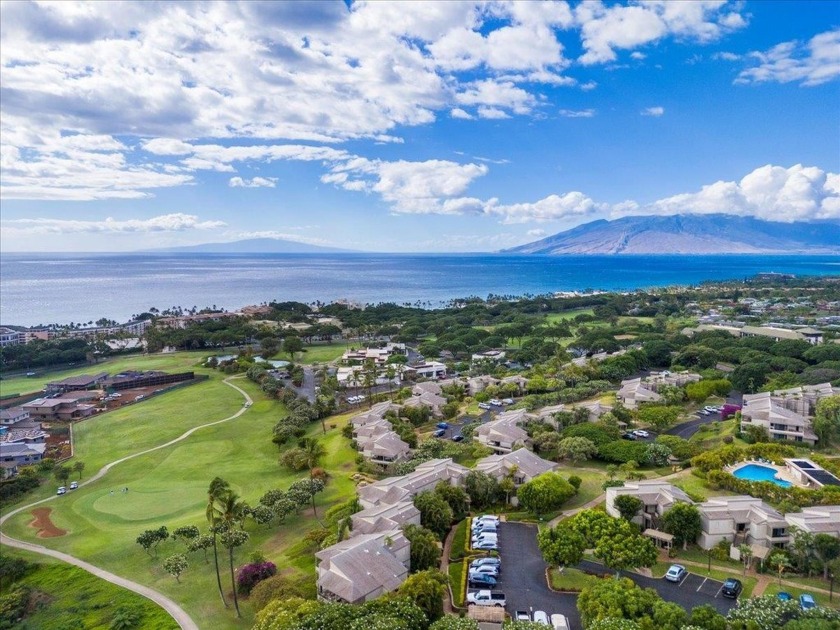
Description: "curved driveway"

(0, 377), (253, 630)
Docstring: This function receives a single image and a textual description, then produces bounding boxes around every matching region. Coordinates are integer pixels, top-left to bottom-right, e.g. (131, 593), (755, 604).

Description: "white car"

(489, 399), (503, 406)
(478, 402), (492, 410)
(473, 540), (498, 551)
(502, 398), (514, 405)
(69, 481), (78, 490)
(632, 429), (650, 438)
(475, 515), (500, 525)
(533, 611), (550, 626)
(665, 564), (687, 583)
(551, 614), (570, 630)
(469, 565), (499, 577)
(57, 486), (66, 495)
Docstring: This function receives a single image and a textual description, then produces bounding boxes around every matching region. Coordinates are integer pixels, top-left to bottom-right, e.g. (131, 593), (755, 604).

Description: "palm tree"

(385, 364), (397, 401)
(738, 544), (752, 576)
(206, 477), (230, 608)
(302, 438), (326, 475)
(220, 528), (249, 618)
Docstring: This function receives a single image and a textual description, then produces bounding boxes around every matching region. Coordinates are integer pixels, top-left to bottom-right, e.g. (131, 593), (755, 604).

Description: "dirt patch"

(29, 507), (67, 538)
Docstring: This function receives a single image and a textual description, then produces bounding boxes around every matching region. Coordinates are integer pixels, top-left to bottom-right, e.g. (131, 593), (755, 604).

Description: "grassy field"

(4, 376), (359, 630)
(0, 350), (212, 397)
(763, 581), (839, 609)
(275, 341), (353, 365)
(2, 548), (179, 629)
(543, 309), (595, 323)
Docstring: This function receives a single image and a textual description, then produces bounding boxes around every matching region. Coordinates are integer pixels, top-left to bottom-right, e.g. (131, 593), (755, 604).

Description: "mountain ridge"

(503, 214), (840, 255)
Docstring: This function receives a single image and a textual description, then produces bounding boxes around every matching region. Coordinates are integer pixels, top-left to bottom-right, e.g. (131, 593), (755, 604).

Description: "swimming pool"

(732, 464), (792, 487)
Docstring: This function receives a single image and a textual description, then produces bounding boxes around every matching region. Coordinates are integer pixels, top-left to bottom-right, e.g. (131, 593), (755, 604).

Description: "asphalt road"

(469, 521), (582, 628)
(664, 413), (712, 439)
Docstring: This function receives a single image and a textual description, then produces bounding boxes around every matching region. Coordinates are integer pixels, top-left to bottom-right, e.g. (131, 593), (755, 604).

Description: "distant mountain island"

(144, 238), (357, 254)
(503, 214), (840, 255)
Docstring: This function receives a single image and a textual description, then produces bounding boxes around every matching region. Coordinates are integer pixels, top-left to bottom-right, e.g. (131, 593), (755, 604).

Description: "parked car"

(489, 399), (503, 406)
(69, 481), (78, 490)
(436, 422), (449, 429)
(470, 557), (501, 570)
(451, 434), (464, 442)
(502, 398), (514, 405)
(473, 540), (498, 551)
(57, 486), (66, 495)
(478, 402), (492, 410)
(514, 611), (530, 621)
(622, 432), (637, 440)
(632, 429), (650, 438)
(799, 593), (817, 610)
(551, 614), (570, 630)
(777, 592), (792, 602)
(665, 564), (687, 583)
(472, 534), (498, 546)
(433, 429), (445, 438)
(466, 590), (505, 607)
(468, 573), (497, 588)
(721, 578), (743, 599)
(472, 522), (497, 535)
(475, 515), (500, 524)
(533, 611), (550, 626)
(469, 564), (499, 577)
(703, 406), (717, 413)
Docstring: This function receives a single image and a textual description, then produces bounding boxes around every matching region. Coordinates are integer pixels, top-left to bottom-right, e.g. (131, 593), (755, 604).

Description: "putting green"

(91, 485), (206, 522)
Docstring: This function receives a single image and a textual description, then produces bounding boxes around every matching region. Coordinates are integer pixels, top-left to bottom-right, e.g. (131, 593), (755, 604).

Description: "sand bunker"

(29, 507), (67, 538)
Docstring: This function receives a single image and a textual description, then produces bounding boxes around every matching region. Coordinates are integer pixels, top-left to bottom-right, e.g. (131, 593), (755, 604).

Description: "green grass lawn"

(3, 378), (359, 630)
(0, 350), (212, 397)
(548, 567), (601, 591)
(448, 560), (466, 607)
(543, 309), (594, 323)
(552, 466), (605, 510)
(277, 341), (353, 364)
(3, 548), (179, 629)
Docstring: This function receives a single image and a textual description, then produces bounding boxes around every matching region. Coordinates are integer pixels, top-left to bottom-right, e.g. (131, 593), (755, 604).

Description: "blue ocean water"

(1, 253), (838, 327)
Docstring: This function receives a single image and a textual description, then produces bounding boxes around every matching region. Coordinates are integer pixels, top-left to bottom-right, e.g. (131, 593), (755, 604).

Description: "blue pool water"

(733, 464), (792, 487)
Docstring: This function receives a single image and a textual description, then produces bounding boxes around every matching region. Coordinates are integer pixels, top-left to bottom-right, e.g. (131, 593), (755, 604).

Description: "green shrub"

(450, 519), (469, 561)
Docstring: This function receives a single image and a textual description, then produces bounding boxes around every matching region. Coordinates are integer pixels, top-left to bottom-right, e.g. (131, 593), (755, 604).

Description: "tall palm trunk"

(229, 547), (241, 618)
(212, 532), (228, 607)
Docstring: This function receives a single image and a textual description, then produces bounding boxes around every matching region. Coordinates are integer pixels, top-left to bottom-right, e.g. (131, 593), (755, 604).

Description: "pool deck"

(726, 461), (805, 488)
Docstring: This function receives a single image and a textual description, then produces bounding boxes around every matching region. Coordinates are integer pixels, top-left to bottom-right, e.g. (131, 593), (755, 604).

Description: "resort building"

(785, 506), (840, 538)
(474, 448), (558, 485)
(317, 458), (467, 603)
(22, 397), (96, 422)
(697, 496), (789, 550)
(0, 327), (24, 347)
(471, 350), (507, 364)
(605, 481), (693, 529)
(784, 458), (840, 488)
(0, 407), (30, 426)
(466, 375), (500, 395)
(357, 458), (469, 509)
(617, 371), (702, 409)
(740, 383), (840, 446)
(341, 343), (406, 365)
(403, 391), (448, 417)
(475, 409), (531, 454)
(405, 361), (447, 380)
(315, 530), (410, 604)
(683, 324), (824, 345)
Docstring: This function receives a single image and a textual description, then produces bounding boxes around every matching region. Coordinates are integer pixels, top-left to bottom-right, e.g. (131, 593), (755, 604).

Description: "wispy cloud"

(641, 106), (665, 117)
(229, 176), (277, 188)
(558, 108), (596, 118)
(736, 28), (840, 87)
(2, 213), (226, 234)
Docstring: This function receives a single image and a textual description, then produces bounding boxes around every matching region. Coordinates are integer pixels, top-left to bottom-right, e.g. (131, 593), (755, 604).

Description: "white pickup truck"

(466, 590), (506, 607)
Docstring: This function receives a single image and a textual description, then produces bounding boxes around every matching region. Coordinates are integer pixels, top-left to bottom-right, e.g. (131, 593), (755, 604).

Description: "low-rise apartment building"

(605, 481), (693, 529)
(475, 409), (531, 454)
(474, 448), (558, 485)
(740, 383), (840, 445)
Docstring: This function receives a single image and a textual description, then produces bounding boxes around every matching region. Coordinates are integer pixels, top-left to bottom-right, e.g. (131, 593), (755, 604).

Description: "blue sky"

(1, 0), (838, 252)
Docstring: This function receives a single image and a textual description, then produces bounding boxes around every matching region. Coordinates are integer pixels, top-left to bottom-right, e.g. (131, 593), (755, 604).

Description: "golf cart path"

(0, 377), (253, 630)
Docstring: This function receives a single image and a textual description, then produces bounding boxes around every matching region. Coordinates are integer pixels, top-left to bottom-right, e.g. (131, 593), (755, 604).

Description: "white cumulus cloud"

(645, 164), (840, 222)
(736, 28), (840, 87)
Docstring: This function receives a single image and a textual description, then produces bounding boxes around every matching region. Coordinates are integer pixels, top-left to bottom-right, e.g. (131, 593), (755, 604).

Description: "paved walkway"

(0, 377), (253, 630)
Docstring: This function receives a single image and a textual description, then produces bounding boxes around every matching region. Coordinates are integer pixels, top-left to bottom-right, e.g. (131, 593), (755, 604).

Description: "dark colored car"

(622, 432), (637, 440)
(777, 592), (792, 602)
(451, 434), (464, 442)
(436, 422), (449, 429)
(433, 429), (445, 438)
(721, 578), (743, 599)
(468, 573), (497, 588)
(799, 593), (817, 610)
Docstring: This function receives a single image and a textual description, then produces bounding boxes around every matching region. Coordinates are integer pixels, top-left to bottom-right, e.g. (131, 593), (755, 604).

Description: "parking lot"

(578, 560), (739, 615)
(466, 522), (740, 628)
(468, 521), (582, 628)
